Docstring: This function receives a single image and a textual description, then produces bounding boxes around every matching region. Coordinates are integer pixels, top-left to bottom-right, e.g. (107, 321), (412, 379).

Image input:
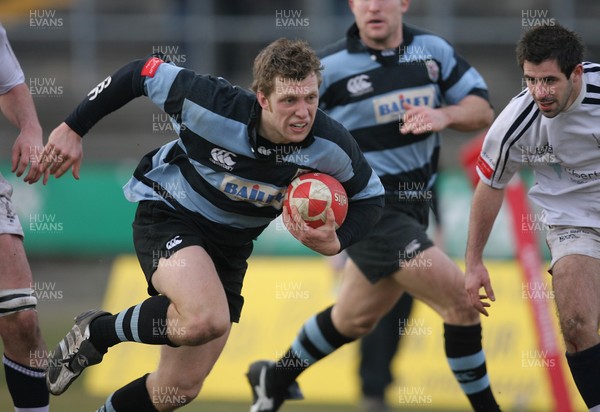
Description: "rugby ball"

(284, 173), (348, 229)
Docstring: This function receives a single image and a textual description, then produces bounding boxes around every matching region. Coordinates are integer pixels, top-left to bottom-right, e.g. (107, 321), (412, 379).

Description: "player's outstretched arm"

(401, 95), (493, 135)
(465, 181), (505, 316)
(438, 94), (494, 132)
(39, 59), (151, 179)
(40, 122), (82, 180)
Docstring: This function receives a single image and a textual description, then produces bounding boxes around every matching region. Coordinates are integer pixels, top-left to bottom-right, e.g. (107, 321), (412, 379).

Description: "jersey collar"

(346, 23), (415, 66)
(247, 99), (315, 160)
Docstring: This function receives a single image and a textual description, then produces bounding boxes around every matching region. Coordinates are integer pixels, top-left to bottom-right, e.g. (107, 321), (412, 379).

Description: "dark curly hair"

(251, 38), (322, 95)
(516, 23), (584, 77)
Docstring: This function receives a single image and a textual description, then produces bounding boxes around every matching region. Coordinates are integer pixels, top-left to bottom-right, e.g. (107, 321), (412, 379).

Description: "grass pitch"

(0, 308), (390, 411)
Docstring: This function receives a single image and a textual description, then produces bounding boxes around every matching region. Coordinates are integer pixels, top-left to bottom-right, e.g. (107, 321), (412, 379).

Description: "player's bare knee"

(560, 313), (595, 351)
(177, 314), (229, 345)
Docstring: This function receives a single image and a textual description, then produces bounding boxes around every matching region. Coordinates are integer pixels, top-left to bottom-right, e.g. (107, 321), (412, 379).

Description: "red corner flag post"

(460, 133), (573, 412)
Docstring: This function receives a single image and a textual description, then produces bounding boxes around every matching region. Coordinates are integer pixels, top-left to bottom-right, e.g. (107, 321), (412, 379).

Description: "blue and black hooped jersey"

(65, 56), (384, 249)
(318, 24), (491, 196)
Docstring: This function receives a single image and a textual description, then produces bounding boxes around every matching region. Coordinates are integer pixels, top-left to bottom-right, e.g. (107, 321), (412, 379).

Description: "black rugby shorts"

(346, 199), (434, 283)
(132, 200), (252, 322)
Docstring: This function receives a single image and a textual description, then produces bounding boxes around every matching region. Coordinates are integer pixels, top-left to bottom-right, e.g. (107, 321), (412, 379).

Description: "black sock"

(3, 354), (49, 409)
(273, 306), (354, 391)
(100, 374), (158, 411)
(444, 323), (500, 412)
(566, 342), (600, 409)
(90, 295), (174, 353)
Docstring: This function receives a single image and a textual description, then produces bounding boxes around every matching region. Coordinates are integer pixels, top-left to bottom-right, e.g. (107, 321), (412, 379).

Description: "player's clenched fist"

(40, 122), (83, 180)
(282, 206), (341, 256)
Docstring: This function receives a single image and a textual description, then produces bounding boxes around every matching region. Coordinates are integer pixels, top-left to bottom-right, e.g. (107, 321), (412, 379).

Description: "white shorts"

(0, 173), (24, 237)
(545, 225), (600, 270)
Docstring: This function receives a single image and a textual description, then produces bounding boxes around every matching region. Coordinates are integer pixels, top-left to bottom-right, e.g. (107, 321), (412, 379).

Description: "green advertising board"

(1, 163), (549, 260)
(2, 162), (137, 256)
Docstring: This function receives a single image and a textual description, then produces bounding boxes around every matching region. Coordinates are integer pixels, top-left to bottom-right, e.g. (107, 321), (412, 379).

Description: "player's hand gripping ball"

(284, 173), (348, 229)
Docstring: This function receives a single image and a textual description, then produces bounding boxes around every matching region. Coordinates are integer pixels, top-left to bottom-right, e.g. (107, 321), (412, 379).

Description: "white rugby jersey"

(477, 62), (600, 227)
(0, 24), (25, 95)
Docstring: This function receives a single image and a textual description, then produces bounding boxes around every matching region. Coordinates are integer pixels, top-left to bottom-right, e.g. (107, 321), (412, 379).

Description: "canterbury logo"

(87, 76), (111, 101)
(347, 74), (372, 96)
(210, 148), (237, 170)
(166, 235), (182, 250)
